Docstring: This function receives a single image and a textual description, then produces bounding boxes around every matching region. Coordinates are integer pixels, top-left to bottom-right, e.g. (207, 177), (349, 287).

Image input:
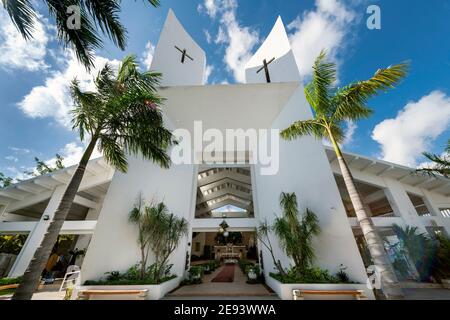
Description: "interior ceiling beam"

(197, 170), (251, 187)
(199, 177), (251, 192)
(198, 187), (252, 204)
(197, 198), (252, 215)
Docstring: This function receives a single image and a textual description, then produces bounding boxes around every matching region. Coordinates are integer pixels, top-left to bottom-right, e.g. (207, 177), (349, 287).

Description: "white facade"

(1, 11), (450, 299)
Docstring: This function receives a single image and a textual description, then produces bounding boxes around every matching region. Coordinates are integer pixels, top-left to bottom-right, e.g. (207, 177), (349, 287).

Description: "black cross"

(256, 57), (275, 83)
(174, 45), (194, 64)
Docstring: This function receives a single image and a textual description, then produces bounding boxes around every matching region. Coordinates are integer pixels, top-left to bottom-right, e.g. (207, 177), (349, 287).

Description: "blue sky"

(1, 0), (450, 179)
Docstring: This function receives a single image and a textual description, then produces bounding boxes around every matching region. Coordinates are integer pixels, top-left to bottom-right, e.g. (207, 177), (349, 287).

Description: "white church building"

(1, 10), (450, 299)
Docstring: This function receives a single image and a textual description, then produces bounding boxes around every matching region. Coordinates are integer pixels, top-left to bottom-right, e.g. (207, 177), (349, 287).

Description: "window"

(439, 208), (450, 218)
(407, 193), (432, 216)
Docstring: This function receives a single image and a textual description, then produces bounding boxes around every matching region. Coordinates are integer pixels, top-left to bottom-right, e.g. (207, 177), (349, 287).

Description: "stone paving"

(167, 264), (275, 298)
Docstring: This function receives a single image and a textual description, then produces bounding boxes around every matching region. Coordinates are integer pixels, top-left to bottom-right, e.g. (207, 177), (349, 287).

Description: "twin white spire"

(151, 9), (300, 86)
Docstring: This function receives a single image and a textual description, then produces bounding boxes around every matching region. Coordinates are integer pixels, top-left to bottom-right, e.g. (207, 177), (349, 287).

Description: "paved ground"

(167, 265), (275, 298)
(403, 288), (450, 300)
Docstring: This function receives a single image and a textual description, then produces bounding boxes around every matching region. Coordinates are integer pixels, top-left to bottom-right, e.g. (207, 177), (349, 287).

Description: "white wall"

(246, 16), (369, 284)
(81, 156), (196, 282)
(150, 9), (205, 86)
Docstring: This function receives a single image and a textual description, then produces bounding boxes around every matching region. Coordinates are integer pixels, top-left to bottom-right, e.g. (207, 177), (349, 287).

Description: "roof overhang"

(159, 81), (300, 135)
(325, 146), (450, 197)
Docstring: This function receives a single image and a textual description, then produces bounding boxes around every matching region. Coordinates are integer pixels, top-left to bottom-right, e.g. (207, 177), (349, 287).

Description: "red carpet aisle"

(211, 264), (235, 282)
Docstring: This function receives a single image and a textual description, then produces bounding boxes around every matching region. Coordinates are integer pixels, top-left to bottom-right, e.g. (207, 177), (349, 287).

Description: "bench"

(77, 289), (149, 300)
(293, 289), (368, 300)
(0, 284), (19, 292)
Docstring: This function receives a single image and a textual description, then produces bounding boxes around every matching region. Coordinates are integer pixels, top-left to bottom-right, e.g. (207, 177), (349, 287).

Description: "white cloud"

(0, 10), (51, 71)
(198, 0), (219, 18)
(142, 41), (155, 70)
(287, 0), (355, 79)
(372, 91), (450, 167)
(17, 50), (120, 128)
(206, 0), (259, 82)
(43, 141), (103, 171)
(342, 120), (357, 146)
(204, 64), (214, 84)
(215, 26), (227, 44)
(5, 156), (18, 163)
(204, 29), (212, 44)
(8, 147), (31, 155)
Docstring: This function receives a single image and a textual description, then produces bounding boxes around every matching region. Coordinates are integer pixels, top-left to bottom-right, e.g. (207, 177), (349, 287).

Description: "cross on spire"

(256, 57), (275, 83)
(174, 45), (194, 64)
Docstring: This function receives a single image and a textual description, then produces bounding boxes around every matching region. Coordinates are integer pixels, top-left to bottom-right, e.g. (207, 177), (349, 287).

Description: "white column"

(383, 179), (427, 232)
(8, 185), (66, 277)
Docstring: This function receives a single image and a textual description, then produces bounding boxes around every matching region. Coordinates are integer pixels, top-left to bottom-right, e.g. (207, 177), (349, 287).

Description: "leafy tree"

(416, 139), (450, 178)
(12, 55), (174, 300)
(0, 172), (13, 188)
(0, 235), (27, 255)
(25, 154), (65, 177)
(281, 50), (408, 299)
(2, 0), (161, 70)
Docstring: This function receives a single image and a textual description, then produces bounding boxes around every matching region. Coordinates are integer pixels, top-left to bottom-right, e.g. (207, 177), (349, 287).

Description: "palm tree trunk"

(12, 138), (98, 300)
(328, 133), (404, 299)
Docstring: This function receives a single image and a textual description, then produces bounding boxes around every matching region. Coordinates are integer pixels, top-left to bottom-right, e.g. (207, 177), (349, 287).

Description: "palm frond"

(416, 152), (450, 178)
(280, 119), (326, 141)
(310, 50), (336, 116)
(332, 63), (408, 121)
(83, 0), (127, 49)
(45, 0), (102, 70)
(2, 0), (36, 39)
(99, 134), (128, 172)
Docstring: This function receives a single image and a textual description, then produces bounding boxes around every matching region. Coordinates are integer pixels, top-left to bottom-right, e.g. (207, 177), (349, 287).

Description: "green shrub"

(84, 275), (176, 286)
(0, 277), (22, 286)
(84, 264), (176, 285)
(270, 267), (342, 284)
(238, 259), (253, 273)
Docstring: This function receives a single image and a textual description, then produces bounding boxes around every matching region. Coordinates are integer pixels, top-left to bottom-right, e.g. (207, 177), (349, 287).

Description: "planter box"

(442, 279), (450, 289)
(266, 276), (375, 300)
(73, 276), (180, 300)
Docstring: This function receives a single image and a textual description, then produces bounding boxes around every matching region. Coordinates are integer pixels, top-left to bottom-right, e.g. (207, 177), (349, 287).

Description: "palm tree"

(144, 201), (188, 283)
(416, 139), (450, 177)
(12, 55), (174, 300)
(392, 224), (435, 282)
(273, 192), (320, 273)
(128, 192), (150, 280)
(281, 51), (408, 299)
(256, 221), (286, 276)
(2, 0), (160, 70)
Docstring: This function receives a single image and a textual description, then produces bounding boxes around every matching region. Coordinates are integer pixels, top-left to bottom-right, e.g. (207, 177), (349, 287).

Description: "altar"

(214, 245), (247, 260)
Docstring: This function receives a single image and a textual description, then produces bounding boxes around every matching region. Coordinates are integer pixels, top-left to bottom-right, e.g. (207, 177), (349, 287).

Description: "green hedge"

(0, 277), (22, 286)
(84, 275), (176, 286)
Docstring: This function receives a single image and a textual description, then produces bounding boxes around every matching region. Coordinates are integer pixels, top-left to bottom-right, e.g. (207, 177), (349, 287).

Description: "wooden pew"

(77, 289), (149, 300)
(0, 284), (19, 291)
(293, 289), (368, 300)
